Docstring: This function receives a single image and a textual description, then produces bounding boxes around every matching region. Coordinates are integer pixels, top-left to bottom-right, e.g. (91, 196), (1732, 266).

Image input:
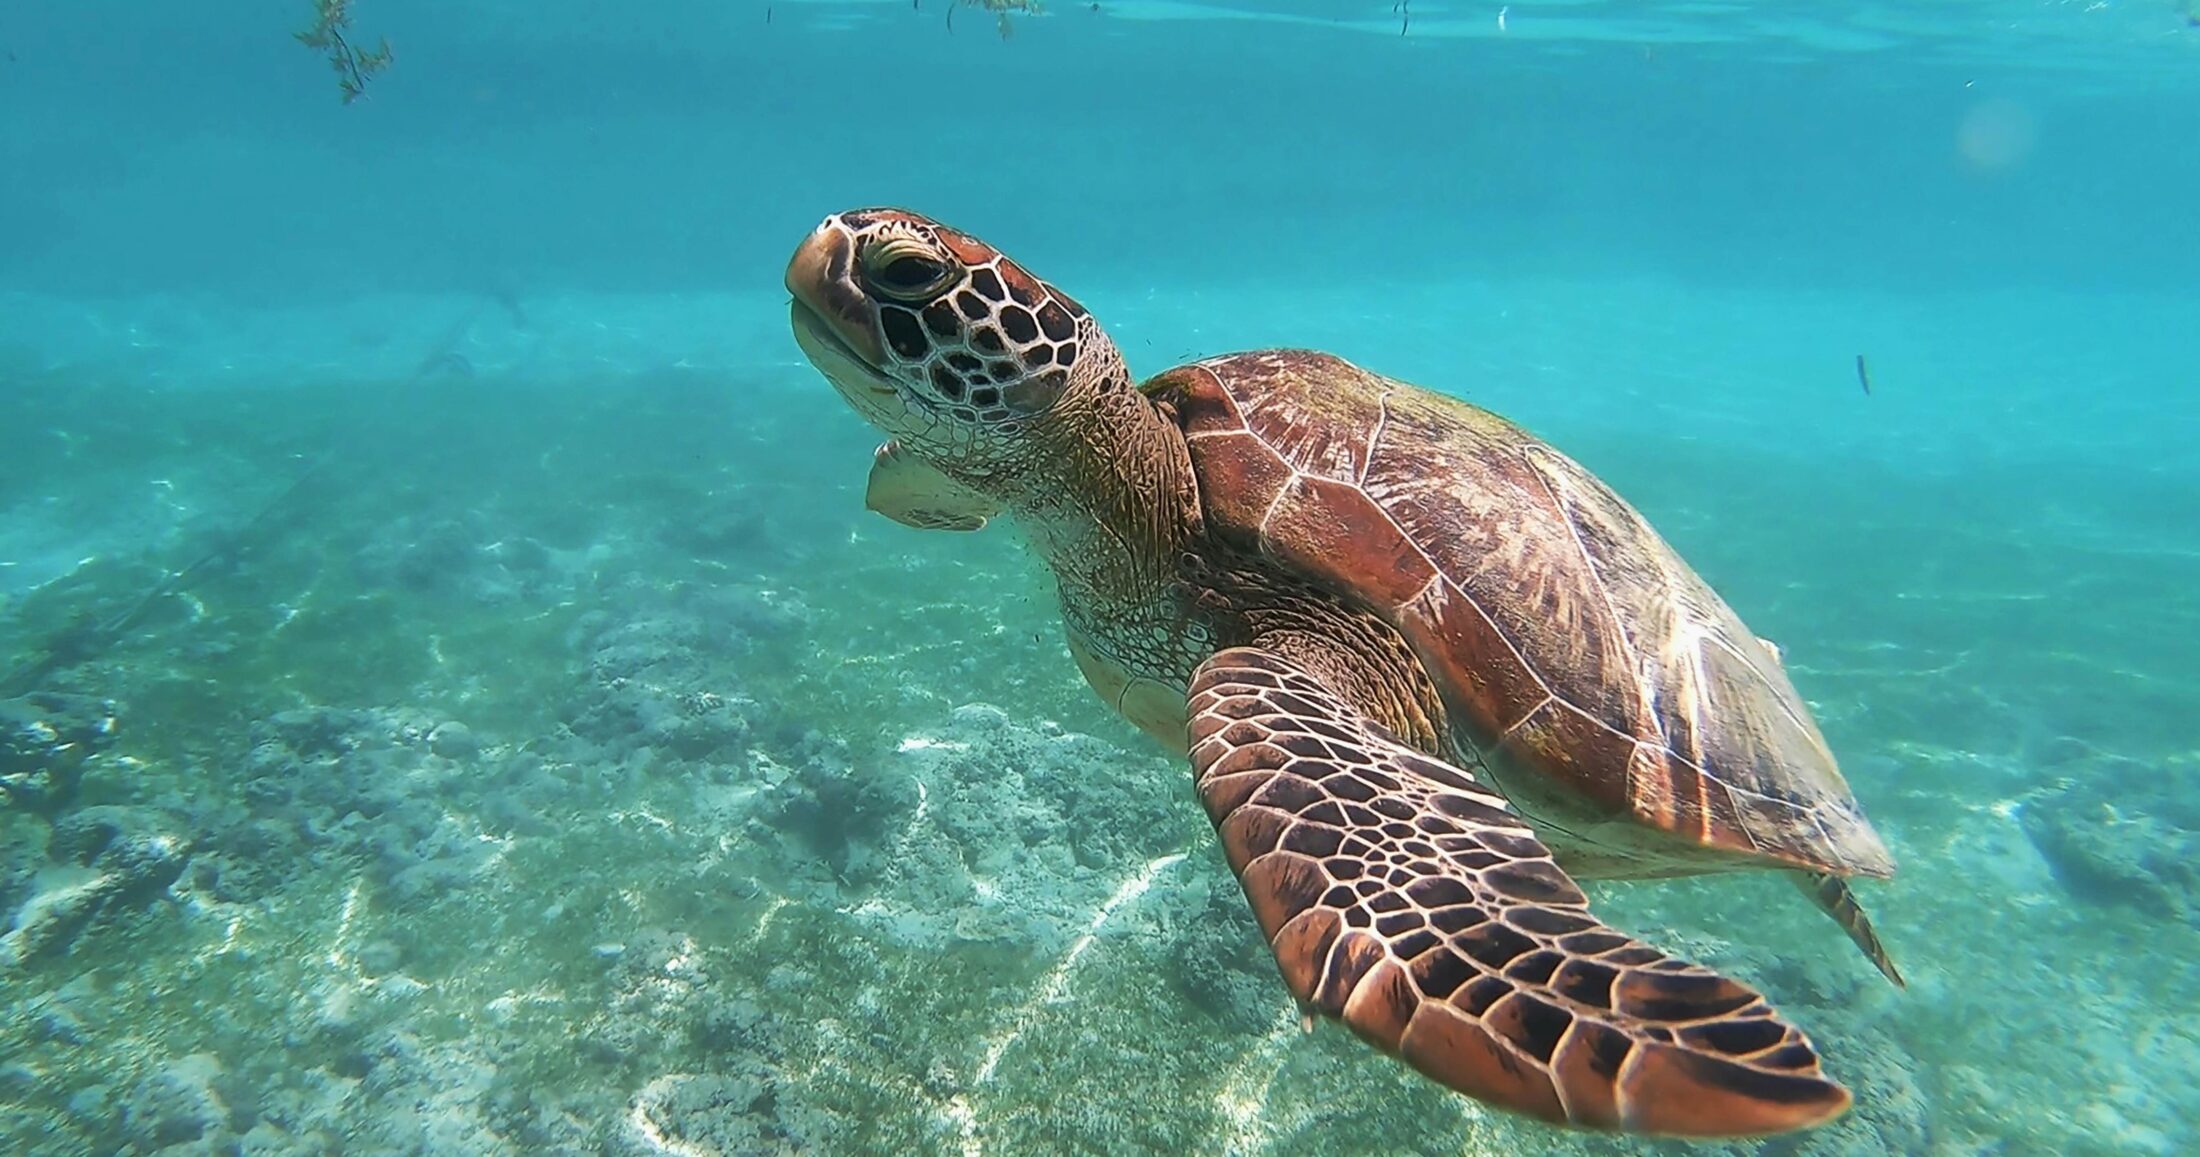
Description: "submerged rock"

(613, 1065), (797, 1157)
(0, 691), (119, 814)
(568, 611), (757, 762)
(2, 806), (191, 967)
(120, 1052), (231, 1153)
(2023, 765), (2200, 923)
(352, 511), (544, 605)
(427, 721), (478, 760)
(0, 866), (115, 967)
(1164, 872), (1283, 1036)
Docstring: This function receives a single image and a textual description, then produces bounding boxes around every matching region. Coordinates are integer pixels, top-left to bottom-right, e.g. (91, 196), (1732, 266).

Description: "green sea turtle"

(785, 208), (1901, 1137)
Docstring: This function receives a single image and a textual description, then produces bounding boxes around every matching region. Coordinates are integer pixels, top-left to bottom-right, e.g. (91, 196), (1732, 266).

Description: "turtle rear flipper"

(1187, 647), (1851, 1138)
(1793, 871), (1904, 987)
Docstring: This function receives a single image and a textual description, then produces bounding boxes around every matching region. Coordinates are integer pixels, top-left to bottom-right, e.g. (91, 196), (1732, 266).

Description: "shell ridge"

(1519, 443), (1665, 748)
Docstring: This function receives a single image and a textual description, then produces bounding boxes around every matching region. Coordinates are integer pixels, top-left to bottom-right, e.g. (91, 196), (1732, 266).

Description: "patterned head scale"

(786, 208), (1129, 463)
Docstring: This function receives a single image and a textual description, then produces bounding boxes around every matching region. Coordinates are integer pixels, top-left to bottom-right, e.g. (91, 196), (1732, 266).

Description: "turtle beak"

(785, 220), (886, 369)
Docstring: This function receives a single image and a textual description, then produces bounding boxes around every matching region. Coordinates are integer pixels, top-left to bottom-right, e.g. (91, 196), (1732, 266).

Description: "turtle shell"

(1146, 350), (1893, 880)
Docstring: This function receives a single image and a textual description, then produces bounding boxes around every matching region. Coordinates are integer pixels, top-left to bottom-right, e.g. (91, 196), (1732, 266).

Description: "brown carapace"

(785, 207), (1901, 1139)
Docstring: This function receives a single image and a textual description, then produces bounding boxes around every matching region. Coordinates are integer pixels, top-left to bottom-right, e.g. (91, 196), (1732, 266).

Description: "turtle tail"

(1792, 871), (1905, 988)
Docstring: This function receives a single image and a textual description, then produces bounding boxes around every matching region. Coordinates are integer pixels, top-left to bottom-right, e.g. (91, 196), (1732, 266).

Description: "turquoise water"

(3, 2), (2197, 1153)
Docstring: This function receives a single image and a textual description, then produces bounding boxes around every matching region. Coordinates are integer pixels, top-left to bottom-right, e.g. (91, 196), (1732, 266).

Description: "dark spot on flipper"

(1549, 958), (1619, 1011)
(1323, 774), (1381, 805)
(1454, 974), (1513, 1017)
(1403, 875), (1473, 909)
(1283, 824), (1343, 857)
(1503, 949), (1564, 987)
(1390, 927), (1441, 961)
(1434, 792), (1518, 829)
(1679, 1014), (1791, 1058)
(1483, 861), (1588, 906)
(1559, 930), (1630, 956)
(1486, 990), (1574, 1063)
(1613, 969), (1760, 1023)
(1507, 906), (1596, 937)
(1314, 930), (1385, 1012)
(1364, 889), (1409, 915)
(1457, 920), (1536, 971)
(1476, 827), (1551, 861)
(1640, 1044), (1851, 1114)
(1549, 1019), (1632, 1128)
(1412, 948), (1475, 1000)
(1250, 772), (1324, 814)
(1242, 853), (1330, 933)
(1754, 1042), (1821, 1072)
(1301, 800), (1349, 826)
(1373, 909), (1426, 937)
(1398, 1006), (1570, 1126)
(1428, 903), (1489, 934)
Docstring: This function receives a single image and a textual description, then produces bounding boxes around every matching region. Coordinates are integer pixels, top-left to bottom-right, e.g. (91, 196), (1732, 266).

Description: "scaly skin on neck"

(985, 364), (1458, 760)
(990, 373), (1201, 612)
(968, 360), (1233, 750)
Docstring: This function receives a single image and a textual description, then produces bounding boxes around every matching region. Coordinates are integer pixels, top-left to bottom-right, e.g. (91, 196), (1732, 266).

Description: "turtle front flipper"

(866, 440), (1002, 531)
(1188, 646), (1851, 1138)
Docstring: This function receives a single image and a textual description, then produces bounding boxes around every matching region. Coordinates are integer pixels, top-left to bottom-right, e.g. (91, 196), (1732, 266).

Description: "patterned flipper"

(1187, 647), (1851, 1137)
(865, 439), (1000, 531)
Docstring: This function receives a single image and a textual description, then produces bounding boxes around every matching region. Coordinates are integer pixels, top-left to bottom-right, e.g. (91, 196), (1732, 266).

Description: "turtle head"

(786, 208), (1129, 473)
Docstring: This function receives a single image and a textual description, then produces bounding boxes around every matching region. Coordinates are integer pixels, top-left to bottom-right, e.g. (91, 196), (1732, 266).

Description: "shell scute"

(1160, 350), (1891, 878)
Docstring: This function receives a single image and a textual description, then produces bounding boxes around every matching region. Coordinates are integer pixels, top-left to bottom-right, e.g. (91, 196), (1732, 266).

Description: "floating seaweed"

(295, 0), (393, 104)
(943, 0), (1045, 40)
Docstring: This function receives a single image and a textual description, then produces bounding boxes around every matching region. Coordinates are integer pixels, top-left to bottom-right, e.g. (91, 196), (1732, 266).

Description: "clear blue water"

(2, 3), (2196, 1154)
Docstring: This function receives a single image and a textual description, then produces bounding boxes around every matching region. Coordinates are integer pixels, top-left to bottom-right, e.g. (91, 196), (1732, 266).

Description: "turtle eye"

(863, 238), (957, 303)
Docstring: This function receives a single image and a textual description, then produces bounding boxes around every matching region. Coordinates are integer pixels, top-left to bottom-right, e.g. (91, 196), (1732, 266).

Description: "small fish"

(1854, 354), (1873, 396)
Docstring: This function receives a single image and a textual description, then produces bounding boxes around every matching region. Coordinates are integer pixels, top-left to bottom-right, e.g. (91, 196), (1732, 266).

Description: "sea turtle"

(785, 208), (1901, 1137)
